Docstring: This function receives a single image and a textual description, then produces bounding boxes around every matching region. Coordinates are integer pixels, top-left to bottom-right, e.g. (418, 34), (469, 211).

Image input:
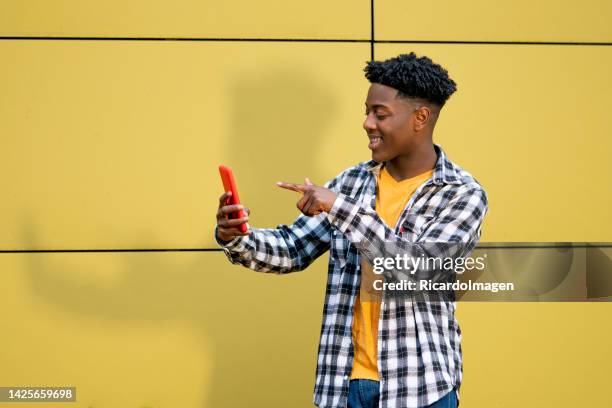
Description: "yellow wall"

(1, 1), (611, 407)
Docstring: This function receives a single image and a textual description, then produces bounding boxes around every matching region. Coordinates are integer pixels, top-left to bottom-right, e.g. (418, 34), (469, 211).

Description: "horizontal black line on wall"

(1, 248), (223, 253)
(1, 243), (611, 254)
(1, 36), (611, 46)
(0, 36), (370, 43)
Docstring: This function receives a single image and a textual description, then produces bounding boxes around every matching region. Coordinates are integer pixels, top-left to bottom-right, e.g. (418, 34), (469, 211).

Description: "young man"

(215, 53), (488, 408)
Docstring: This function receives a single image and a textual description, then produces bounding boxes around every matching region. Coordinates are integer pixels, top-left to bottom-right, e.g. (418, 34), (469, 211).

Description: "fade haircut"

(364, 52), (457, 107)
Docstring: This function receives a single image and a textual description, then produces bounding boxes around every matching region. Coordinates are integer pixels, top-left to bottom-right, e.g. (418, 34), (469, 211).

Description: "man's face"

(363, 83), (418, 163)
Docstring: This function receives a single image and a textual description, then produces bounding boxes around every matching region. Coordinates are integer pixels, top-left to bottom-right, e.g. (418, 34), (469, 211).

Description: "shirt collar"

(362, 143), (463, 186)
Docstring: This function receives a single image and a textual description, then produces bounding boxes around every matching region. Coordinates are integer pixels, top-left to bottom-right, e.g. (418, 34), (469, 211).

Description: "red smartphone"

(218, 165), (248, 233)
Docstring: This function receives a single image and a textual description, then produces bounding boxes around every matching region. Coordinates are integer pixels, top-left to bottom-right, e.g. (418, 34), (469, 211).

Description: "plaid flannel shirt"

(215, 144), (488, 408)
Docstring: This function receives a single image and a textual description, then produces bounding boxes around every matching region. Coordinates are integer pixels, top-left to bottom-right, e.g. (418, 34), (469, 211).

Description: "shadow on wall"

(21, 67), (339, 407)
(22, 222), (327, 407)
(227, 67), (335, 228)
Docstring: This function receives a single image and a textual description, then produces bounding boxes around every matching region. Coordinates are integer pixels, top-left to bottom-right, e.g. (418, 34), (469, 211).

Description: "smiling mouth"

(368, 136), (383, 150)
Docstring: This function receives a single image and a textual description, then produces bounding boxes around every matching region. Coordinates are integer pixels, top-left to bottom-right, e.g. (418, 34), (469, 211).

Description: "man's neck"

(384, 143), (437, 182)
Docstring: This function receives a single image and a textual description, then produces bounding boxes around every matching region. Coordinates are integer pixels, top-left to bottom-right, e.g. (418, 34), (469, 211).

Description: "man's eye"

(365, 111), (387, 120)
(365, 111), (386, 119)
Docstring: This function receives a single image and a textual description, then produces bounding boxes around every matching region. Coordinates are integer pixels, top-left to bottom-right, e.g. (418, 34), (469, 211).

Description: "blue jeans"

(347, 379), (380, 408)
(347, 379), (458, 408)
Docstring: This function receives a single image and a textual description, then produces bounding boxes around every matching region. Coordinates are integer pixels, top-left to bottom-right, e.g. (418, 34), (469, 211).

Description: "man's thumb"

(305, 177), (314, 186)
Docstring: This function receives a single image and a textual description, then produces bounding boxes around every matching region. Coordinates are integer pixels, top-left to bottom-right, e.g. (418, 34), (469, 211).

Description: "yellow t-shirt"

(350, 166), (434, 380)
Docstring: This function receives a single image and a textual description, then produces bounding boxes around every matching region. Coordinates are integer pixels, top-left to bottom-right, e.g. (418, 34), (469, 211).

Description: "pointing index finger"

(277, 181), (307, 193)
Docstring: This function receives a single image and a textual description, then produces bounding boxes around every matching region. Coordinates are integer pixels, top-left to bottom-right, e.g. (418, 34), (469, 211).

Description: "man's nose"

(363, 114), (376, 132)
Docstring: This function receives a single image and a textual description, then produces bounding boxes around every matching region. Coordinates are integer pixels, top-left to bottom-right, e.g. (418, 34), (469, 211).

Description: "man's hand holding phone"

(216, 191), (251, 242)
(217, 165), (251, 243)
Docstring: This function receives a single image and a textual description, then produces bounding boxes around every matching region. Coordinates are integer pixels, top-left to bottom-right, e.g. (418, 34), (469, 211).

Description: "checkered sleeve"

(326, 184), (488, 282)
(215, 171), (347, 274)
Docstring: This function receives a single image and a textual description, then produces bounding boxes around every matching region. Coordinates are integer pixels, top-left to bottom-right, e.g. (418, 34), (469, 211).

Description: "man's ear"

(413, 106), (431, 131)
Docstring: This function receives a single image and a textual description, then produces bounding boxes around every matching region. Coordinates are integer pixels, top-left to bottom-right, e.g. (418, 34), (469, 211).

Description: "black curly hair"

(364, 52), (457, 107)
